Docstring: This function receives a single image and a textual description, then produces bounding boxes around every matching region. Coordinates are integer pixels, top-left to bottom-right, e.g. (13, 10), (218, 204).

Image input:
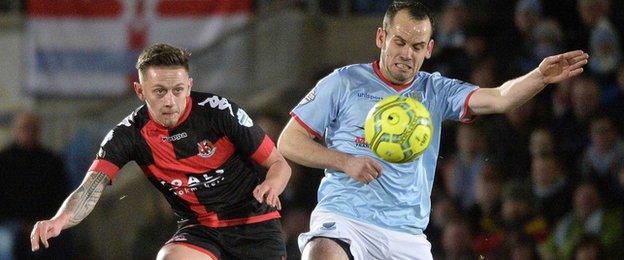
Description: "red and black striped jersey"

(89, 91), (279, 227)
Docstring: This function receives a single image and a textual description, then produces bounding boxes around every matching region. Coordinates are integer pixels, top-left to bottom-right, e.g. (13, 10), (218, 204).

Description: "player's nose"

(399, 45), (413, 60)
(163, 91), (176, 107)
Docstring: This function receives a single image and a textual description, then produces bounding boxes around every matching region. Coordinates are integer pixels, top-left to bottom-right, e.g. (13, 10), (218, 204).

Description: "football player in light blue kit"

(278, 1), (589, 259)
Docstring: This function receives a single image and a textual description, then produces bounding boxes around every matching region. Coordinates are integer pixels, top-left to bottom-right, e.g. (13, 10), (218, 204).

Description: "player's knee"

(157, 243), (214, 260)
(302, 238), (350, 260)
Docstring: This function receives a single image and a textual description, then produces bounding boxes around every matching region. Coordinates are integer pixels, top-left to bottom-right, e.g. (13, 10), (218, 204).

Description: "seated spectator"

(529, 127), (555, 158)
(581, 115), (624, 207)
(468, 165), (505, 258)
(573, 234), (605, 260)
(501, 181), (548, 244)
(427, 195), (460, 256)
(552, 76), (601, 171)
(530, 154), (573, 226)
(441, 123), (487, 210)
(543, 182), (624, 259)
(440, 217), (477, 260)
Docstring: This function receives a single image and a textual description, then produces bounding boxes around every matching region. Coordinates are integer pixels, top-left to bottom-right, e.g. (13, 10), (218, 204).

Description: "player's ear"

(376, 27), (385, 49)
(133, 82), (145, 101)
(425, 39), (435, 59)
(188, 78), (193, 93)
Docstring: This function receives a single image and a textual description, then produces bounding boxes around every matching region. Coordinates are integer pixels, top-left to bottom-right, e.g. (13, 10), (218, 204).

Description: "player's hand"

(30, 217), (66, 251)
(253, 177), (288, 210)
(343, 156), (383, 184)
(538, 50), (589, 84)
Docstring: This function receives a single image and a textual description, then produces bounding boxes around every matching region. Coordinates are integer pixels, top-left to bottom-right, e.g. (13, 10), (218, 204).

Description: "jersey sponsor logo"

(198, 96), (234, 116)
(355, 136), (369, 148)
(299, 89), (316, 105)
(357, 92), (383, 101)
(197, 139), (217, 158)
(236, 108), (253, 127)
(321, 222), (336, 230)
(161, 132), (188, 142)
(161, 169), (226, 196)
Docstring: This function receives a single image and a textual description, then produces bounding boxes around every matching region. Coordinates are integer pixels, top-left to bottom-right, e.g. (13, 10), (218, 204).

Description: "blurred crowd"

(1, 0), (624, 259)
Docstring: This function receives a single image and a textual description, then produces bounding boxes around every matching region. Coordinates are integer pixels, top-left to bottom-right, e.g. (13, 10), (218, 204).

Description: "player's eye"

(173, 87), (184, 94)
(155, 89), (165, 95)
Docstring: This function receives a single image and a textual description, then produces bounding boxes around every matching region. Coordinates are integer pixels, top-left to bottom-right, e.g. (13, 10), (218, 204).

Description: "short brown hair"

(135, 43), (191, 75)
(383, 1), (435, 35)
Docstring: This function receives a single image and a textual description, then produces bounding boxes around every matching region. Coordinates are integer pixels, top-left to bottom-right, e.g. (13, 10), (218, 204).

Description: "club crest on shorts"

(197, 140), (216, 158)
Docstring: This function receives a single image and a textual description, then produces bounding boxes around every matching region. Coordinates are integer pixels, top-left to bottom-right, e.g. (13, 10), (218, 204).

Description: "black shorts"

(166, 219), (286, 260)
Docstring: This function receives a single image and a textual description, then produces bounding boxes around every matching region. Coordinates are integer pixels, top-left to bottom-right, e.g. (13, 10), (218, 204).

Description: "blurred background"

(0, 0), (623, 259)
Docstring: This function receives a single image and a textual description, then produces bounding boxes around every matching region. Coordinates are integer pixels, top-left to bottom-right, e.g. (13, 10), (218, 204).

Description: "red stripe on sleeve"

(250, 135), (275, 165)
(88, 159), (120, 183)
(289, 112), (323, 140)
(460, 88), (479, 124)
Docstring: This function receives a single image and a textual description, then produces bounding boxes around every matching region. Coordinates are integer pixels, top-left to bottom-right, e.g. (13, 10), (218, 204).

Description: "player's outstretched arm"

(278, 119), (382, 184)
(30, 171), (109, 251)
(469, 50), (589, 115)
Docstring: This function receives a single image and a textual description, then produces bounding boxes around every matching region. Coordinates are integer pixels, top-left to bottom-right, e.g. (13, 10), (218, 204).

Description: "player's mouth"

(395, 63), (412, 71)
(162, 111), (178, 117)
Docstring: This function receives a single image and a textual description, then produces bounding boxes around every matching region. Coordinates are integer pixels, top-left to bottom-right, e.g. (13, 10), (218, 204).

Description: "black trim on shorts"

(311, 236), (355, 260)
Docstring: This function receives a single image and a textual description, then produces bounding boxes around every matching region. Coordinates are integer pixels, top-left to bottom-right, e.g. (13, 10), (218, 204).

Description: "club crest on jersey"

(197, 140), (216, 158)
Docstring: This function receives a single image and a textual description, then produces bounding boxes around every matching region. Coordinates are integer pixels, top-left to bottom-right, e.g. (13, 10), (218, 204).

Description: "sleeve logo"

(198, 96), (234, 116)
(236, 108), (253, 127)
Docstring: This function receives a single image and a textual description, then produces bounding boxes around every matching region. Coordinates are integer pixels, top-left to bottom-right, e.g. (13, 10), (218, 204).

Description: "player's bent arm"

(469, 50), (588, 115)
(30, 171), (109, 251)
(253, 149), (292, 209)
(277, 118), (352, 171)
(277, 118), (383, 183)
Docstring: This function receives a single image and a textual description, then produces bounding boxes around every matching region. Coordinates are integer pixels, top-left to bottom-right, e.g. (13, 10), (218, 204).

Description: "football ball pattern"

(364, 95), (433, 163)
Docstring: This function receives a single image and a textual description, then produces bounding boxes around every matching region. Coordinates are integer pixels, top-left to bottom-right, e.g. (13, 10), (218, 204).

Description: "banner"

(26, 0), (251, 97)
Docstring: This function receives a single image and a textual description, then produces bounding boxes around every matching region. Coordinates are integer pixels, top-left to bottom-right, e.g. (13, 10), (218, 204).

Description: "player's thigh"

(302, 237), (350, 260)
(157, 243), (216, 260)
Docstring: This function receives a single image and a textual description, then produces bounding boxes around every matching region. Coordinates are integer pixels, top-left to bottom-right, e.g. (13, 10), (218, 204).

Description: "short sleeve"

(213, 97), (275, 165)
(88, 125), (134, 184)
(290, 70), (347, 139)
(430, 74), (479, 123)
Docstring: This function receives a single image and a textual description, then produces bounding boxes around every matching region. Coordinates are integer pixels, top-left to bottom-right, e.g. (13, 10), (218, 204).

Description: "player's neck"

(372, 61), (414, 92)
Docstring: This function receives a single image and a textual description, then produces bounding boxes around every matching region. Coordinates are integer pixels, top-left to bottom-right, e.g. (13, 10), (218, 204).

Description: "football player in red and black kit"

(30, 43), (292, 260)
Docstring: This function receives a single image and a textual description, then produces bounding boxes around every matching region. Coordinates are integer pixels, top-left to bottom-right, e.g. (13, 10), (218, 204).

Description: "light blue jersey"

(291, 62), (478, 235)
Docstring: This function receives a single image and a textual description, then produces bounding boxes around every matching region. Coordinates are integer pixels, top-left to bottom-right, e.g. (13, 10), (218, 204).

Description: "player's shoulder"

(191, 91), (237, 116)
(334, 63), (374, 78)
(114, 106), (149, 131)
(317, 63), (374, 90)
(417, 71), (462, 86)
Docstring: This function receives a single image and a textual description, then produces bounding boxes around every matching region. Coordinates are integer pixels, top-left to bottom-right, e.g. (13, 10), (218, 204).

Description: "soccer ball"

(364, 95), (433, 163)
